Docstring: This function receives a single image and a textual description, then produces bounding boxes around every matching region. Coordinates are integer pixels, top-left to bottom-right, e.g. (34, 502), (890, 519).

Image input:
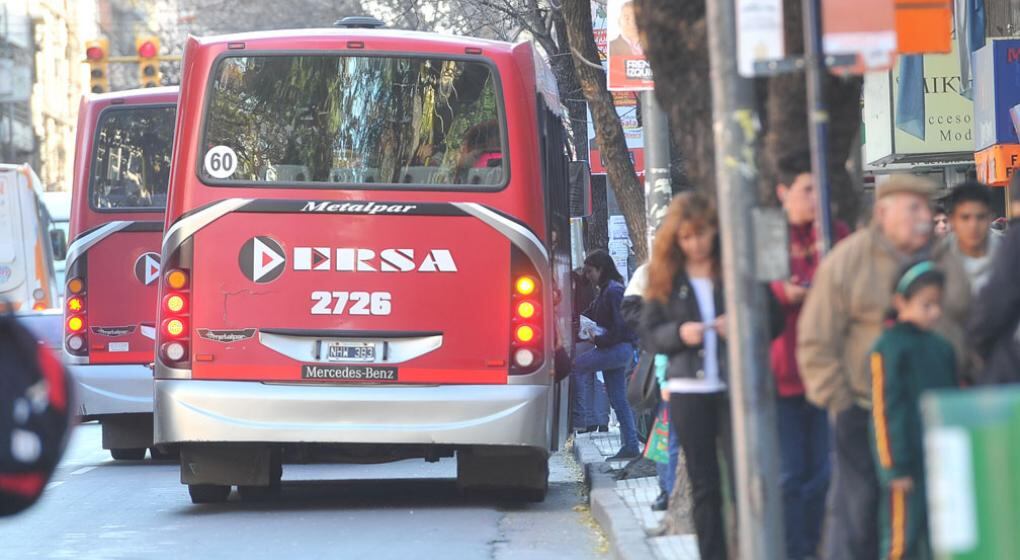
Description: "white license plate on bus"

(326, 342), (375, 362)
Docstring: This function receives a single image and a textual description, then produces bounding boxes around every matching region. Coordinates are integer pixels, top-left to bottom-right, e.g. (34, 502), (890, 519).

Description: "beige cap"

(875, 174), (937, 200)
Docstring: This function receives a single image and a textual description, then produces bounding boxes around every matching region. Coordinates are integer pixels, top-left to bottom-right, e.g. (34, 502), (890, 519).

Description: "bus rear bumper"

(154, 380), (551, 450)
(70, 363), (153, 419)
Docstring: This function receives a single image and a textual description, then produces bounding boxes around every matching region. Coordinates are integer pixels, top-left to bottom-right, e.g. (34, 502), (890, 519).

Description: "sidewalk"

(573, 428), (700, 560)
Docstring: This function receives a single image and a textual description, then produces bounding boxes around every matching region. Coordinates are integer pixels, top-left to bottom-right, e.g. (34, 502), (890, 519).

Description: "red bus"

(65, 87), (178, 460)
(154, 21), (574, 503)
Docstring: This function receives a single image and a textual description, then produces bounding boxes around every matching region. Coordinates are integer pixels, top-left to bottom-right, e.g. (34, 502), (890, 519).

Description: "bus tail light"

(162, 341), (187, 362)
(164, 293), (188, 314)
(65, 276), (89, 357)
(160, 267), (192, 366)
(509, 248), (543, 375)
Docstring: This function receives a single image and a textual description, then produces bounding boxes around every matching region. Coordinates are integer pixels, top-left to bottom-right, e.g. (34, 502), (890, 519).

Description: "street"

(0, 424), (607, 559)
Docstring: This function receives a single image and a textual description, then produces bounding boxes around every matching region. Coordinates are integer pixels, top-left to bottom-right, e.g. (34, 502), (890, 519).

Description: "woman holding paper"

(641, 193), (731, 560)
(571, 250), (641, 461)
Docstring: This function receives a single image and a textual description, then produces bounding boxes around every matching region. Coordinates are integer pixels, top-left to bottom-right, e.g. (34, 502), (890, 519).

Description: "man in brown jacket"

(797, 174), (970, 560)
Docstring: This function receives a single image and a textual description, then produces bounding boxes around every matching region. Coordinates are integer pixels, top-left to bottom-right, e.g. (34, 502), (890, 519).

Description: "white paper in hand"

(578, 315), (607, 341)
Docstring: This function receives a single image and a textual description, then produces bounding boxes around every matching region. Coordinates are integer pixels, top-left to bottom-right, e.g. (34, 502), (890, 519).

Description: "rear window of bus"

(90, 106), (175, 211)
(200, 55), (506, 188)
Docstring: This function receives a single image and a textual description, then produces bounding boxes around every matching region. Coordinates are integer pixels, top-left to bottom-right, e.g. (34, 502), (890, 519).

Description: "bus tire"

(188, 484), (231, 504)
(457, 446), (549, 503)
(110, 448), (147, 461)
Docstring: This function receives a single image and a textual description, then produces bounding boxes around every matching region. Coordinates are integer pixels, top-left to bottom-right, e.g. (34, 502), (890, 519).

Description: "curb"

(573, 436), (659, 560)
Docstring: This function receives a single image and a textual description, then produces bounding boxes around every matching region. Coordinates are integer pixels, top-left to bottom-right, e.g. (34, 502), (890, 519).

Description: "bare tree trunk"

(633, 0), (714, 193)
(561, 0), (649, 262)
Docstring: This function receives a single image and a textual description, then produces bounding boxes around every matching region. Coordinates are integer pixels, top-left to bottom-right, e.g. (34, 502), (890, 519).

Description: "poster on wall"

(606, 0), (654, 91)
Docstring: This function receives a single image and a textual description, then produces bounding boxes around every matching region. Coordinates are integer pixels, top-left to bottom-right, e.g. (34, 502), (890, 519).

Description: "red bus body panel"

(68, 88), (178, 365)
(161, 31), (549, 386)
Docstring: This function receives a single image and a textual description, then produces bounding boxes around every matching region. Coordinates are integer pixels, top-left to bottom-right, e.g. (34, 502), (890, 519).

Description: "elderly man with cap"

(969, 173), (1020, 385)
(797, 174), (971, 560)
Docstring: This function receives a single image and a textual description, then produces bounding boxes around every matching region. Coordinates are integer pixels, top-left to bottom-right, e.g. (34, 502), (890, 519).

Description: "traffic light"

(136, 35), (161, 88)
(84, 38), (109, 94)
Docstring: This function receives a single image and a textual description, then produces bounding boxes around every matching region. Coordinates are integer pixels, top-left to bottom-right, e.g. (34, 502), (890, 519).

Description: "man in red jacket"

(770, 152), (849, 560)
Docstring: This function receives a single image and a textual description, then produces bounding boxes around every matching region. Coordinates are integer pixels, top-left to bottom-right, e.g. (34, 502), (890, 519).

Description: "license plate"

(326, 342), (375, 363)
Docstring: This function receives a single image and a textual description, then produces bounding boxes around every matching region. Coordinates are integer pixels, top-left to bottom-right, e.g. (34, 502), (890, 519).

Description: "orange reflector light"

(33, 303), (46, 311)
(515, 276), (536, 296)
(515, 324), (535, 343)
(166, 319), (185, 337)
(166, 269), (188, 290)
(166, 294), (186, 313)
(516, 301), (536, 319)
(67, 296), (84, 313)
(67, 316), (85, 333)
(67, 278), (84, 294)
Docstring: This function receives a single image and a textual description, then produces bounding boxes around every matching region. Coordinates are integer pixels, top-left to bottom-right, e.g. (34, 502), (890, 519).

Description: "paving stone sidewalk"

(574, 428), (700, 560)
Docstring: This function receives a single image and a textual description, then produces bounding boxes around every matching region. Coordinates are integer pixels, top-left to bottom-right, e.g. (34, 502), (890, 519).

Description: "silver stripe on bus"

(65, 221), (133, 270)
(157, 199), (250, 380)
(161, 198), (253, 259)
(452, 202), (554, 386)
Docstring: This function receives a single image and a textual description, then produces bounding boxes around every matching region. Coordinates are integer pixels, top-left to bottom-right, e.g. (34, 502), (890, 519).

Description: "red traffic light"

(137, 41), (157, 59)
(86, 46), (105, 61)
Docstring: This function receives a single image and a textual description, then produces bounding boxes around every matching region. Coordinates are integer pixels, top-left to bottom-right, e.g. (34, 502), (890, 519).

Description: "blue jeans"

(654, 401), (682, 494)
(572, 342), (639, 451)
(571, 342), (609, 429)
(777, 395), (831, 560)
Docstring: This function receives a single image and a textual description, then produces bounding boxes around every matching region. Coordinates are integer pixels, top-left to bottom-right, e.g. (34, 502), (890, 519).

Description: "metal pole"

(640, 90), (672, 249)
(802, 0), (834, 252)
(705, 0), (785, 557)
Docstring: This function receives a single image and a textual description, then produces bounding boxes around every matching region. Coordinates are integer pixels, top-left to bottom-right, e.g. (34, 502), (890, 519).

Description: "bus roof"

(84, 86), (179, 105)
(190, 27), (517, 56)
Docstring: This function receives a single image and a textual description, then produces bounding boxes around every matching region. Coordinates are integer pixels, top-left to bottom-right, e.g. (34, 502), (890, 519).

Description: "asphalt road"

(0, 423), (607, 559)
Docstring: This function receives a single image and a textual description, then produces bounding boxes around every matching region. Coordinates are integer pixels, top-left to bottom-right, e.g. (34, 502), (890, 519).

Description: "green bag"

(643, 409), (670, 464)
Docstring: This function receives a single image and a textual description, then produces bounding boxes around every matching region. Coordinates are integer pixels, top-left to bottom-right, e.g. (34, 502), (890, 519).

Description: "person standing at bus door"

(641, 193), (733, 560)
(572, 250), (641, 459)
(571, 268), (610, 433)
(769, 152), (849, 560)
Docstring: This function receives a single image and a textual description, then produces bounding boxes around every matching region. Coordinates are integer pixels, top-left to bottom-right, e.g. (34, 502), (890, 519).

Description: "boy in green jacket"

(869, 261), (958, 559)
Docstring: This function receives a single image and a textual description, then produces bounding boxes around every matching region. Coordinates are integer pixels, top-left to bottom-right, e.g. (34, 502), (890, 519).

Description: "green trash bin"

(922, 386), (1020, 560)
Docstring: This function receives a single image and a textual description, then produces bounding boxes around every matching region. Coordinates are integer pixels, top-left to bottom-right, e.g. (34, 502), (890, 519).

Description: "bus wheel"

(188, 484), (231, 504)
(110, 448), (147, 461)
(457, 446), (549, 503)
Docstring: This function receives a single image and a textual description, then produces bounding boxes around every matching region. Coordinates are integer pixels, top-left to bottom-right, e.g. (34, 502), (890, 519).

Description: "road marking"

(46, 481), (64, 489)
(70, 466), (96, 476)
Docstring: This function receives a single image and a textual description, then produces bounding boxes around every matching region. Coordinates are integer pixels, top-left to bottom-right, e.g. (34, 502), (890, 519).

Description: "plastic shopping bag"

(643, 408), (670, 464)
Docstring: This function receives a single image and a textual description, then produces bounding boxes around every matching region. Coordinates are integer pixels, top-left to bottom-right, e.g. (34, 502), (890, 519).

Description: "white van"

(0, 164), (62, 312)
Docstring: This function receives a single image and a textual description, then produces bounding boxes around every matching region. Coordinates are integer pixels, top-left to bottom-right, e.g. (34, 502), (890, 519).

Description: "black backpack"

(0, 312), (73, 516)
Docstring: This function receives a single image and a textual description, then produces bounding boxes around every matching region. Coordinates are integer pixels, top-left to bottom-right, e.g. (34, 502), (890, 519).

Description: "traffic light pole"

(705, 0), (785, 557)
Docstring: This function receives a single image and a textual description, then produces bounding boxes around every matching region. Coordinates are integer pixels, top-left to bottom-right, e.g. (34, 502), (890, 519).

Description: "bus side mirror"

(50, 229), (68, 261)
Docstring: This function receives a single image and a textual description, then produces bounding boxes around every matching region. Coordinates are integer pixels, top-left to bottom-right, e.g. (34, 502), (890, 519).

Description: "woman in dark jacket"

(641, 193), (782, 560)
(572, 250), (641, 460)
